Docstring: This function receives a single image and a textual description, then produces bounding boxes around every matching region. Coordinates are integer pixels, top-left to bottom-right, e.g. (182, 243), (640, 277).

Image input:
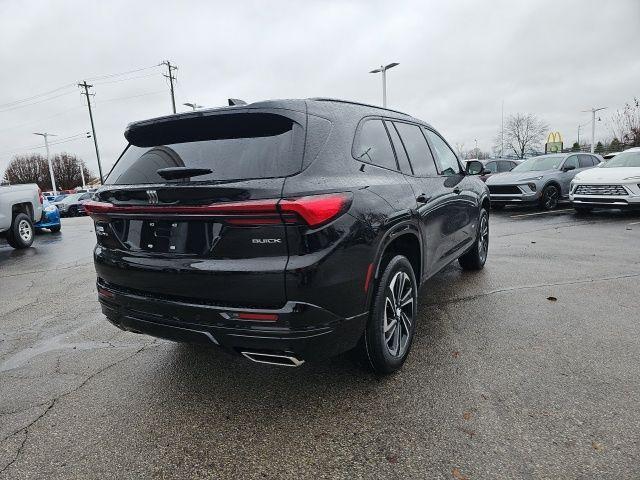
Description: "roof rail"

(309, 97), (410, 116)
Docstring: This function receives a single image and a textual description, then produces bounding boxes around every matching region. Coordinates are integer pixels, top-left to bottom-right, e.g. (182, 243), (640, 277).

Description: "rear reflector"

(84, 192), (351, 227)
(97, 286), (114, 298)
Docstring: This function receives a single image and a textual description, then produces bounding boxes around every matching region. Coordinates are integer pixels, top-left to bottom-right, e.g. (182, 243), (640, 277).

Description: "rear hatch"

(89, 109), (305, 308)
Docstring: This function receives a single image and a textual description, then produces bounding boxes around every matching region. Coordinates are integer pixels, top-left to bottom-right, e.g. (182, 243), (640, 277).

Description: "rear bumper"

(96, 279), (367, 362)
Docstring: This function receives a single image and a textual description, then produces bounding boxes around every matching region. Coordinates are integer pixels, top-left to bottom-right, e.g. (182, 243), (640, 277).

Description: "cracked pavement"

(1, 210), (639, 479)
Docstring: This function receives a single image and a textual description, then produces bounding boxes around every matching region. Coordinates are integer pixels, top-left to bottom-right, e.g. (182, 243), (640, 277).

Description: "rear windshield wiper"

(156, 167), (213, 180)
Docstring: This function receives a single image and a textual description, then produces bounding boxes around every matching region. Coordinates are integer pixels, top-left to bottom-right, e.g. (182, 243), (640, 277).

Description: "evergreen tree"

(594, 141), (604, 154)
(571, 142), (580, 152)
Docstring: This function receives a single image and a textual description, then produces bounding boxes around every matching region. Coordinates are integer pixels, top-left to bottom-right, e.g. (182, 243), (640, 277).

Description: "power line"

(0, 64), (162, 110)
(0, 90), (77, 114)
(0, 132), (90, 156)
(85, 64), (162, 82)
(0, 105), (85, 134)
(97, 90), (167, 104)
(0, 83), (76, 109)
(92, 72), (160, 86)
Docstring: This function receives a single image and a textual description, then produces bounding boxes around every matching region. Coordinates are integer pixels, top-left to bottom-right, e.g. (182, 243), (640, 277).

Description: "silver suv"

(486, 153), (601, 210)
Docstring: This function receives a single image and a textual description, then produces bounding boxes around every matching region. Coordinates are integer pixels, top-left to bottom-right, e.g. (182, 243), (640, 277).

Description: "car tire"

(6, 213), (34, 249)
(574, 206), (592, 215)
(49, 225), (61, 233)
(68, 206), (77, 217)
(360, 255), (418, 374)
(539, 184), (559, 210)
(459, 208), (489, 271)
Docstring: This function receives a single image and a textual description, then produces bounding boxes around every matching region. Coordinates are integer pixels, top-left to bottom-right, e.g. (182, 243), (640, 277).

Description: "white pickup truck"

(0, 183), (42, 249)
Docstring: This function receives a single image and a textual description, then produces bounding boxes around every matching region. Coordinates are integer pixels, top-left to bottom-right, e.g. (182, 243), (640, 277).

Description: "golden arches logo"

(547, 131), (562, 144)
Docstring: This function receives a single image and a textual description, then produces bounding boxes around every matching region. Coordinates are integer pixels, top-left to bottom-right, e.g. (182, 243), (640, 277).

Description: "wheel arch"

(12, 202), (34, 221)
(367, 223), (423, 311)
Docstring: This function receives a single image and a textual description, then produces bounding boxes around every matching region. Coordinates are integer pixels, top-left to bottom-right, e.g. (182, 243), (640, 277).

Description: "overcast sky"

(1, 0), (639, 178)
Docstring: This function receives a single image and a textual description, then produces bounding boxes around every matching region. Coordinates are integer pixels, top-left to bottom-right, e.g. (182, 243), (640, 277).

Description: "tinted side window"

(384, 121), (413, 174)
(484, 161), (497, 173)
(354, 119), (397, 170)
(393, 122), (438, 176)
(564, 155), (579, 169)
(497, 161), (513, 172)
(423, 129), (460, 176)
(578, 154), (594, 168)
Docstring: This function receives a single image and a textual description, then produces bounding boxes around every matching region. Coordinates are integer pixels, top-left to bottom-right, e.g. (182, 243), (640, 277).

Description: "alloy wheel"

(544, 186), (558, 209)
(478, 213), (489, 262)
(18, 219), (33, 243)
(383, 271), (414, 357)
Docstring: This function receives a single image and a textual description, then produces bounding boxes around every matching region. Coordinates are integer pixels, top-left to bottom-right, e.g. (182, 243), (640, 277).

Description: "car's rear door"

(88, 109), (305, 308)
(422, 128), (478, 271)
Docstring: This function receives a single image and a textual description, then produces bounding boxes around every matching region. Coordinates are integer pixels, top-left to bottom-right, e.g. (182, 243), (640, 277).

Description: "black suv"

(86, 98), (490, 373)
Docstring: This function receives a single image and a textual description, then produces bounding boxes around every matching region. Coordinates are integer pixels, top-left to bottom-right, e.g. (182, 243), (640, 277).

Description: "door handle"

(453, 187), (462, 194)
(416, 194), (429, 204)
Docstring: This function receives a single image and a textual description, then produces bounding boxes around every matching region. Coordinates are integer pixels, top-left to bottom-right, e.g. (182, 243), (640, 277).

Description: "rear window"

(106, 113), (304, 185)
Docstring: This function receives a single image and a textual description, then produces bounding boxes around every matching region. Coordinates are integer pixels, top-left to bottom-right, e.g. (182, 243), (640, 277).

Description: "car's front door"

(559, 155), (579, 196)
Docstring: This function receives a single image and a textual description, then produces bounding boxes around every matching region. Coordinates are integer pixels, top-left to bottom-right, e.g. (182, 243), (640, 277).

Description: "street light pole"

(582, 107), (607, 153)
(33, 132), (57, 194)
(369, 62), (399, 108)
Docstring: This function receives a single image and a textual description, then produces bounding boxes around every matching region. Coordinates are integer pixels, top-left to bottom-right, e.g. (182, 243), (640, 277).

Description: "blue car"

(35, 200), (61, 233)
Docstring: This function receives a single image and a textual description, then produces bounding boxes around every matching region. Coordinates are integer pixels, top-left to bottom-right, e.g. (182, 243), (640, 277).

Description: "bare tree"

(610, 98), (640, 147)
(3, 152), (94, 190)
(501, 113), (548, 159)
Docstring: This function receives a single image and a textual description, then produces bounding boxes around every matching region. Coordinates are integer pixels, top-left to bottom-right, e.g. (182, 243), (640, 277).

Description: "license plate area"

(124, 219), (217, 255)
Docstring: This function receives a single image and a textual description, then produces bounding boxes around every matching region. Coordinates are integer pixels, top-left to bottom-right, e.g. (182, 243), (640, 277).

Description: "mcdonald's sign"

(545, 131), (563, 153)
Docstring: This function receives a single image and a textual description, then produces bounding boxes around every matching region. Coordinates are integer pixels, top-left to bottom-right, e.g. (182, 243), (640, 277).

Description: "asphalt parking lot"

(1, 209), (639, 479)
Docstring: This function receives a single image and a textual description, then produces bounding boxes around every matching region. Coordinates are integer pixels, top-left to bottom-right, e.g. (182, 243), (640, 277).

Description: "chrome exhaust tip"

(241, 351), (305, 367)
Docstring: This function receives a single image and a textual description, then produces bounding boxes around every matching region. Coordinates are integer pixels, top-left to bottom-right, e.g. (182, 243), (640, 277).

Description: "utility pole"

(33, 132), (57, 194)
(501, 100), (504, 157)
(369, 62), (399, 108)
(78, 81), (104, 183)
(582, 107), (607, 153)
(161, 60), (178, 114)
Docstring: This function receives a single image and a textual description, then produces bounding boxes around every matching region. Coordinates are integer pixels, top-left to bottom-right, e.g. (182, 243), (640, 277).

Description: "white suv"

(570, 147), (640, 212)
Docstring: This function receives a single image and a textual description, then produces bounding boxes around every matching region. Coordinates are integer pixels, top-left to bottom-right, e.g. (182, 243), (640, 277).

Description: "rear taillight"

(279, 193), (352, 228)
(38, 188), (43, 204)
(84, 192), (351, 227)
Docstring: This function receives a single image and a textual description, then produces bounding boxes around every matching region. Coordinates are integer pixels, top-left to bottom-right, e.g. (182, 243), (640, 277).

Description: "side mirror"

(466, 160), (484, 175)
(562, 165), (576, 172)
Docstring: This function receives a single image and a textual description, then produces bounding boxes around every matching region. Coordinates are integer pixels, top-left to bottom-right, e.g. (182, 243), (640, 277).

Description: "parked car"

(486, 152), (601, 210)
(469, 159), (520, 182)
(570, 147), (640, 212)
(54, 192), (93, 217)
(34, 199), (61, 232)
(84, 98), (490, 373)
(0, 183), (42, 249)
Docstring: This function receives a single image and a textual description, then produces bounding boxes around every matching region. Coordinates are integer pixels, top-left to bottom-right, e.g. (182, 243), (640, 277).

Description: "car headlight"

(44, 205), (57, 213)
(527, 183), (537, 191)
(522, 176), (543, 181)
(623, 176), (640, 181)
